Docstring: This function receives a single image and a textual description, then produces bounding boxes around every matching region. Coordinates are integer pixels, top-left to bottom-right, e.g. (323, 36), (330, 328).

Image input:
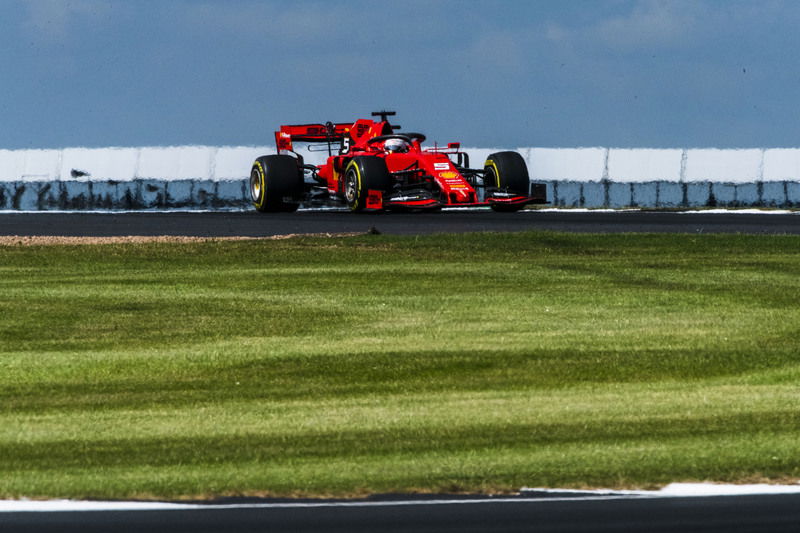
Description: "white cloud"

(178, 0), (460, 53)
(466, 30), (530, 73)
(595, 0), (700, 49)
(21, 0), (114, 42)
(181, 1), (352, 45)
(547, 0), (705, 51)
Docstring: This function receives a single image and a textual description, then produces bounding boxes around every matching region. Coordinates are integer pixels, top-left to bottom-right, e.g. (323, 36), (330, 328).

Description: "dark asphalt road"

(4, 493), (800, 532)
(0, 209), (798, 237)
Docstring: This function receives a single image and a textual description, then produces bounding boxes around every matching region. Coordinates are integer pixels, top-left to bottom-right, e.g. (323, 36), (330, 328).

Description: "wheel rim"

(344, 169), (357, 204)
(250, 168), (262, 201)
(487, 167), (499, 189)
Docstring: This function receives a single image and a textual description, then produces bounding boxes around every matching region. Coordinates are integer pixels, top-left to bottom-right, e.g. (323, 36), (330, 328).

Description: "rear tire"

(343, 157), (391, 212)
(484, 151), (529, 212)
(251, 155), (303, 213)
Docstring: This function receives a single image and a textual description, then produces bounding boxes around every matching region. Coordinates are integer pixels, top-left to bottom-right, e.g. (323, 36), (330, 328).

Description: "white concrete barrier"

(763, 149), (800, 182)
(527, 148), (607, 182)
(60, 148), (139, 181)
(214, 147), (272, 180)
(607, 149), (683, 183)
(0, 149), (61, 182)
(137, 146), (216, 180)
(684, 149), (763, 183)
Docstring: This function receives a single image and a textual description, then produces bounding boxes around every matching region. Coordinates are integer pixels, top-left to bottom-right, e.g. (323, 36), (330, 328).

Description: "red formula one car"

(250, 111), (547, 213)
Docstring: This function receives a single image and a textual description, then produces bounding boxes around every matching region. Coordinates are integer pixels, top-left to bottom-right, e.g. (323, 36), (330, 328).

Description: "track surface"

(0, 210), (798, 237)
(5, 493), (800, 532)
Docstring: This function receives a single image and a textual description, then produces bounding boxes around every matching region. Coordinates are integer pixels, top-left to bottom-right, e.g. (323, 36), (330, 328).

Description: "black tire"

(343, 157), (392, 212)
(484, 151), (529, 212)
(250, 155), (303, 213)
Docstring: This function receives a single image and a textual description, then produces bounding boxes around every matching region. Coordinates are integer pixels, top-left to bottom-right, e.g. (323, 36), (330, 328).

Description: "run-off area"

(0, 232), (798, 499)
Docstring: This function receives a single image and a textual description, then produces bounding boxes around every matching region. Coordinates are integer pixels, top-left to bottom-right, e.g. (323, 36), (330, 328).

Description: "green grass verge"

(1, 231), (799, 499)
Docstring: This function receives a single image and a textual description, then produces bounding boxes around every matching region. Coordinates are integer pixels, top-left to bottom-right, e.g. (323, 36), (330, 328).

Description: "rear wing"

(275, 112), (399, 154)
(274, 123), (351, 153)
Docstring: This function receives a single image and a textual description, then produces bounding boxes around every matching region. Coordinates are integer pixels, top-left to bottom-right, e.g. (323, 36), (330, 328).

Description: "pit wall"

(1, 146), (800, 210)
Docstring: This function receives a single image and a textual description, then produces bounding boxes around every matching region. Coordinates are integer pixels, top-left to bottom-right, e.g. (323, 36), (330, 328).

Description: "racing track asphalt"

(0, 209), (799, 237)
(4, 493), (800, 533)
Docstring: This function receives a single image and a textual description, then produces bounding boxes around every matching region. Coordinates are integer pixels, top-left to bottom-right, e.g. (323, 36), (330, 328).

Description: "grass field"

(1, 231), (799, 499)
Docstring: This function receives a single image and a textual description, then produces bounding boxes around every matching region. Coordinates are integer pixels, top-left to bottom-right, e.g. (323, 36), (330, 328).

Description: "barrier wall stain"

(2, 179), (799, 210)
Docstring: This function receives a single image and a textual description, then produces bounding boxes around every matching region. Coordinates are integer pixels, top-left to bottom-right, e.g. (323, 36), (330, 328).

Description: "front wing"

(379, 184), (547, 210)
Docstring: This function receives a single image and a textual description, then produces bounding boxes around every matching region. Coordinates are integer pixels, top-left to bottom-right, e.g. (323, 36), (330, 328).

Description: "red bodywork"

(274, 114), (546, 210)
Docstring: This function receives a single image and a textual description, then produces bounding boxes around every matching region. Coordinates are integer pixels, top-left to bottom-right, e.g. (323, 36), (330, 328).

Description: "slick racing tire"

(250, 155), (303, 213)
(484, 151), (530, 212)
(343, 157), (391, 212)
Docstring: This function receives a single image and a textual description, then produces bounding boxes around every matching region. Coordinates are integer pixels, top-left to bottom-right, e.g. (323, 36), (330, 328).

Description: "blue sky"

(2, 0), (800, 149)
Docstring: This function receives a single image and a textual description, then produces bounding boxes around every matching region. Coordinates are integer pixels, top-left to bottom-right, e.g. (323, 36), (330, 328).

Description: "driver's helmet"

(384, 138), (409, 153)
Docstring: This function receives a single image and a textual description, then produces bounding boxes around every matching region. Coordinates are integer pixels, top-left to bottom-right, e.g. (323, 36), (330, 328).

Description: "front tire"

(343, 157), (391, 212)
(251, 155), (303, 213)
(484, 151), (529, 212)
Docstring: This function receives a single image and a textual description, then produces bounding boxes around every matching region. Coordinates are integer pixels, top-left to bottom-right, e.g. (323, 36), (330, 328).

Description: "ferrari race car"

(250, 111), (547, 213)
